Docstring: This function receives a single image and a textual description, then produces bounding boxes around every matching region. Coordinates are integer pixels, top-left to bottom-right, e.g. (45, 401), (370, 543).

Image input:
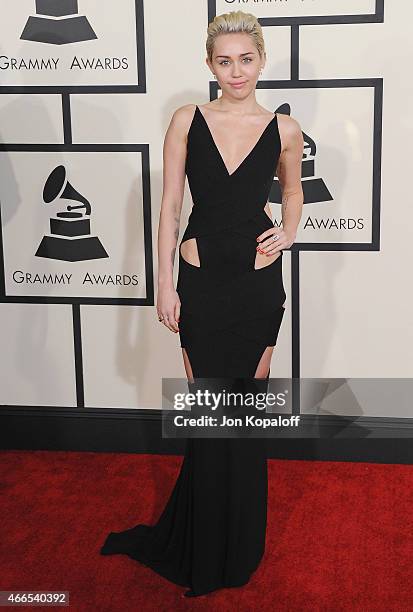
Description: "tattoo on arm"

(278, 158), (288, 210)
(281, 191), (290, 215)
(174, 214), (180, 241)
(171, 214), (180, 267)
(279, 157), (286, 179)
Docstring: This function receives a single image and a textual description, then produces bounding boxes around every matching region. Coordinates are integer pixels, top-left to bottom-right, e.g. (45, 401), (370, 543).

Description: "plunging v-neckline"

(196, 105), (277, 178)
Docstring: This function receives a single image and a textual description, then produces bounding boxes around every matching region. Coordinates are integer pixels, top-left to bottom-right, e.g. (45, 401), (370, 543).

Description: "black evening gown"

(100, 104), (286, 597)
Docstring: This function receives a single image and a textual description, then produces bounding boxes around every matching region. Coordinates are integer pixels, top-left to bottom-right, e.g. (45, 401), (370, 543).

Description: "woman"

(101, 10), (304, 598)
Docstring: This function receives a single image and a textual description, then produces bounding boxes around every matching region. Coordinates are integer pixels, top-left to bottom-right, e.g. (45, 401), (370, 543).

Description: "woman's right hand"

(157, 286), (181, 333)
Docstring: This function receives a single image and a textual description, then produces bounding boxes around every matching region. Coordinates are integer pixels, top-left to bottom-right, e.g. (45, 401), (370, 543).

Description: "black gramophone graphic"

(35, 165), (108, 262)
(270, 103), (333, 205)
(21, 0), (97, 45)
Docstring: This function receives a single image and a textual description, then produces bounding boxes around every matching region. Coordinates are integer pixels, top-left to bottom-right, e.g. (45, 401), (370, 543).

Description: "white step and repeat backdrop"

(0, 1), (412, 417)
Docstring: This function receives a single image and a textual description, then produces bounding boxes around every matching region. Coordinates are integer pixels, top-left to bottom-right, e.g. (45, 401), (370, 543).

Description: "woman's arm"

(156, 105), (193, 333)
(256, 115), (304, 254)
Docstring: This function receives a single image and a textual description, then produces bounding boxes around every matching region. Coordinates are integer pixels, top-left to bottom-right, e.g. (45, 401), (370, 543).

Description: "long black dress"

(100, 104), (286, 597)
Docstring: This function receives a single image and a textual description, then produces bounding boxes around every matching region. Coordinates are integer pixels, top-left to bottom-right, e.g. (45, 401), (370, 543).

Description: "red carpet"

(0, 450), (412, 611)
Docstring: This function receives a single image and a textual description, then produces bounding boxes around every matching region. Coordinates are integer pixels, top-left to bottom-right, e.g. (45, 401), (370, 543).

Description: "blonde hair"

(206, 10), (265, 63)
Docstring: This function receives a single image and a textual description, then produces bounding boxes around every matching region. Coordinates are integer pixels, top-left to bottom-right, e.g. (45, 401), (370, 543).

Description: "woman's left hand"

(256, 225), (295, 255)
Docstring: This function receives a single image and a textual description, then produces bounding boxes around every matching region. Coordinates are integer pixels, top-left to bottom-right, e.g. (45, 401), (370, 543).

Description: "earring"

(213, 74), (216, 79)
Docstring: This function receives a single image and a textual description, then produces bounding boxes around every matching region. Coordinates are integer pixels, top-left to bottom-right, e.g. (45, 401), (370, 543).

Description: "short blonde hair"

(206, 10), (265, 63)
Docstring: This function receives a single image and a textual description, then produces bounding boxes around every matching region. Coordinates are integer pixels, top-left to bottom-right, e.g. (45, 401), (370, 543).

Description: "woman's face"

(207, 32), (264, 96)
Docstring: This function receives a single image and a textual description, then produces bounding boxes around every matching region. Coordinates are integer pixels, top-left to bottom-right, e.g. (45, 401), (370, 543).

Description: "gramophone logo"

(35, 165), (108, 262)
(21, 0), (97, 45)
(270, 103), (333, 206)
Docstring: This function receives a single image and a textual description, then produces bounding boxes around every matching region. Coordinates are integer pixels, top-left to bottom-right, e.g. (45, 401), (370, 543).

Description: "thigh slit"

(182, 347), (195, 383)
(252, 301), (286, 378)
(253, 345), (275, 379)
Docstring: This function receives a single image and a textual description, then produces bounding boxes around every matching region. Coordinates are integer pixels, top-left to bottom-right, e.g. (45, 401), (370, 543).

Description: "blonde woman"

(101, 10), (304, 598)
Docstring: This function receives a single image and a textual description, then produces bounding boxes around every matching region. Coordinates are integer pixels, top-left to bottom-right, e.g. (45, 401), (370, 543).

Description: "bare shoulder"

(276, 113), (303, 151)
(276, 112), (302, 133)
(169, 104), (197, 136)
